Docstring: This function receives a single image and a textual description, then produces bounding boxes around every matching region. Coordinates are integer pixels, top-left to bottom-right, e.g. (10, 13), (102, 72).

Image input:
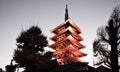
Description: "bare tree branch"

(93, 5), (120, 72)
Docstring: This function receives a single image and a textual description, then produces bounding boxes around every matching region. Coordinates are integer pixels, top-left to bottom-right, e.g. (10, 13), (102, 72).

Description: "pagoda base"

(50, 62), (98, 72)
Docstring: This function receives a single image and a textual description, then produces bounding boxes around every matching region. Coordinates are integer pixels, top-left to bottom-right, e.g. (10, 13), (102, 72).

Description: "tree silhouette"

(5, 59), (16, 72)
(93, 6), (120, 72)
(13, 26), (52, 72)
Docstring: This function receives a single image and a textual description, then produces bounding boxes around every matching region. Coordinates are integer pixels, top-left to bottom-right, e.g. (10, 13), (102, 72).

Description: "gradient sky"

(0, 0), (120, 70)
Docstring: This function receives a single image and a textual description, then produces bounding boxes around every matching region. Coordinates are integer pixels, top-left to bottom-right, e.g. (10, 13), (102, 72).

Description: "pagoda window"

(65, 30), (71, 36)
(65, 50), (71, 54)
(65, 39), (71, 45)
(56, 33), (66, 41)
(62, 42), (66, 47)
(58, 44), (62, 49)
(55, 26), (66, 34)
(58, 43), (65, 49)
(56, 40), (71, 50)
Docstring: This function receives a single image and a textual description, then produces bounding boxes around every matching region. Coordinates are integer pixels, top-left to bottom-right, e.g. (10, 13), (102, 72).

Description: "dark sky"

(0, 0), (120, 70)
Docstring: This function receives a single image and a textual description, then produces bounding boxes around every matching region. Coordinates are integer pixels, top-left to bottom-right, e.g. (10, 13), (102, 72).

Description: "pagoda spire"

(65, 5), (69, 21)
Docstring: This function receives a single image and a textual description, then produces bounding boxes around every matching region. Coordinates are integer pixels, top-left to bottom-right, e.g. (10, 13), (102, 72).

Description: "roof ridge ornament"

(65, 4), (69, 21)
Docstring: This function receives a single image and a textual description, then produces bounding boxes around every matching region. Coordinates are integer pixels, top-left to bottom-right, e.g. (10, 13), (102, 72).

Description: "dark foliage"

(5, 59), (16, 72)
(16, 26), (48, 52)
(6, 65), (16, 72)
(93, 6), (120, 72)
(13, 25), (53, 72)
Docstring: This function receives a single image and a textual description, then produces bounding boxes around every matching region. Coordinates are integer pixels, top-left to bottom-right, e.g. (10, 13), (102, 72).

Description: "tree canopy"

(13, 26), (52, 72)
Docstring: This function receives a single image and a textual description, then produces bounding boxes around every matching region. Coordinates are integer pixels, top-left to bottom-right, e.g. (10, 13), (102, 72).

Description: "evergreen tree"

(13, 26), (52, 72)
(93, 6), (120, 72)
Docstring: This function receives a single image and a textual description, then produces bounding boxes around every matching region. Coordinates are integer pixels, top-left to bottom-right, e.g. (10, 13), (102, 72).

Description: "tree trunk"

(110, 44), (119, 72)
(110, 30), (119, 72)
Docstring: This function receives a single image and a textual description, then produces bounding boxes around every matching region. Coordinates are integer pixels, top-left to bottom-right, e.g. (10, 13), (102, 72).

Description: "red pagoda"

(49, 5), (88, 66)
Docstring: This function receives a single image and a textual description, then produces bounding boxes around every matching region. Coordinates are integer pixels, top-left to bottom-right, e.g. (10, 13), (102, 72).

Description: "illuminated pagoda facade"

(49, 5), (88, 66)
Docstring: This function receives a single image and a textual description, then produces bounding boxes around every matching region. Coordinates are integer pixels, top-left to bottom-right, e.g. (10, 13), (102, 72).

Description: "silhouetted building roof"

(96, 65), (110, 72)
(50, 62), (98, 72)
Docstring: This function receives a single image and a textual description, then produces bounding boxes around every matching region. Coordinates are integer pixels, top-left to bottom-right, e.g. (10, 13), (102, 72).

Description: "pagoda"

(49, 5), (88, 66)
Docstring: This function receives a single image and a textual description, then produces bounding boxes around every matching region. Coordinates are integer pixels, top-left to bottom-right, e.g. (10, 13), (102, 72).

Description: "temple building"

(49, 5), (98, 72)
(49, 5), (88, 66)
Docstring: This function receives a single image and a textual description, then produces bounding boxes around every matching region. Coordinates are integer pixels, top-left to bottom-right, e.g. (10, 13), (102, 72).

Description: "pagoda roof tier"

(55, 44), (84, 51)
(57, 58), (88, 65)
(57, 58), (80, 65)
(50, 18), (82, 34)
(49, 35), (85, 50)
(50, 26), (84, 42)
(53, 45), (87, 59)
